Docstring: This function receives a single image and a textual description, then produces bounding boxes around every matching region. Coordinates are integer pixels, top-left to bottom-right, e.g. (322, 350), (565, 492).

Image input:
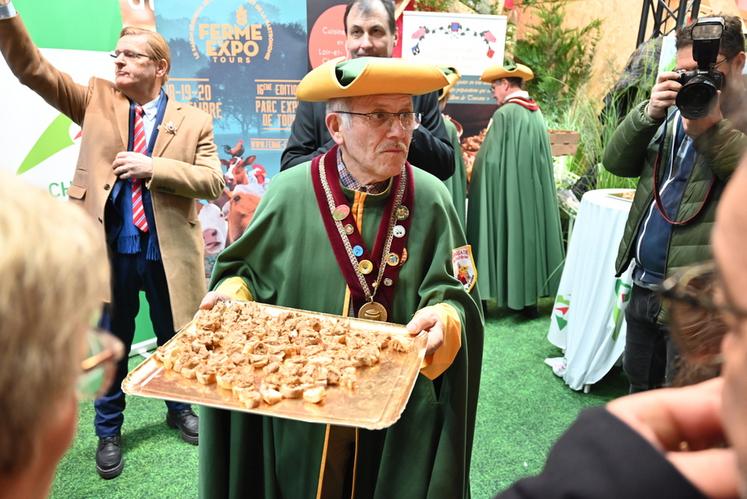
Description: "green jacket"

(199, 161), (484, 499)
(603, 100), (747, 281)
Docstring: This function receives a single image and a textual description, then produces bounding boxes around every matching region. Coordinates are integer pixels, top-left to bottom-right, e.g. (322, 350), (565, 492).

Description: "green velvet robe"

(441, 115), (467, 228)
(466, 101), (564, 310)
(199, 162), (483, 499)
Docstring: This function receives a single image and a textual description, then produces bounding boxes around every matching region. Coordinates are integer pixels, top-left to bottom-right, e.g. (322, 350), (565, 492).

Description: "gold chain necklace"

(319, 157), (406, 320)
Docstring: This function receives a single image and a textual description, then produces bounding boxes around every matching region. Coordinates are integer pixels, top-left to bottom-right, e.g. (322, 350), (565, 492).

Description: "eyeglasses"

(658, 262), (747, 319)
(336, 111), (421, 131)
(110, 49), (152, 61)
(657, 261), (747, 368)
(714, 57), (729, 69)
(77, 328), (116, 401)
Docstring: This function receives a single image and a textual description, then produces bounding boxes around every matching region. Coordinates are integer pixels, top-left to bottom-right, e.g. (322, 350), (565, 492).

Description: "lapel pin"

(161, 121), (177, 134)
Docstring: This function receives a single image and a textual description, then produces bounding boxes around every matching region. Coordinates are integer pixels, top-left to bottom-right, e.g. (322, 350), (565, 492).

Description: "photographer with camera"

(603, 15), (747, 394)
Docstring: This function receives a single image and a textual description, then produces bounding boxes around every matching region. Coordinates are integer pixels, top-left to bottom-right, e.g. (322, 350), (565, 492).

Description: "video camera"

(675, 16), (725, 119)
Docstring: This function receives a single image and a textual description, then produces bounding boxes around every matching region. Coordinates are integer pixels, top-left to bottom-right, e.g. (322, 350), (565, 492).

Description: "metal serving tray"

(123, 302), (427, 430)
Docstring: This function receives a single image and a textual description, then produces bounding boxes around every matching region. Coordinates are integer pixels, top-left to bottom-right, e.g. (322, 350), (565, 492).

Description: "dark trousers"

(94, 251), (188, 438)
(623, 284), (679, 393)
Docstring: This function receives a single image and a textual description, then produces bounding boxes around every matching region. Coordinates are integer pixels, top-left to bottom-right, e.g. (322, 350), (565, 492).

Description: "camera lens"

(676, 78), (718, 119)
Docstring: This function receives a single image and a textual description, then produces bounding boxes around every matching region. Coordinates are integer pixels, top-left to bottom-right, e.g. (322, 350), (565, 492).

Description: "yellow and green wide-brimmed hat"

(480, 59), (534, 83)
(438, 66), (461, 102)
(296, 57), (449, 102)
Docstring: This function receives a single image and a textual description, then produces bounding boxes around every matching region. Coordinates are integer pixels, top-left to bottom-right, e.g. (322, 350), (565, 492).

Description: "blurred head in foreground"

(713, 158), (747, 497)
(0, 172), (108, 498)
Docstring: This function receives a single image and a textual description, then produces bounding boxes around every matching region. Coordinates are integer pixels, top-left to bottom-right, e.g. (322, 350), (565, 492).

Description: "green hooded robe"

(466, 100), (564, 310)
(441, 115), (467, 228)
(199, 162), (483, 499)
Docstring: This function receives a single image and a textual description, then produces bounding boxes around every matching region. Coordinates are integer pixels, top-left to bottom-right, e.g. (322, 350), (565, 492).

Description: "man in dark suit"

(281, 0), (455, 180)
(0, 1), (224, 479)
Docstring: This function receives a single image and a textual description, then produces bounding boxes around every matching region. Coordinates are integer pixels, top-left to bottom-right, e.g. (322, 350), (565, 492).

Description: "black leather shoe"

(166, 408), (199, 445)
(96, 435), (123, 479)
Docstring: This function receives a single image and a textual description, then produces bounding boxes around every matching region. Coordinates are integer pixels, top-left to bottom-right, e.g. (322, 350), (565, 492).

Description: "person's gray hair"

(0, 172), (108, 473)
(327, 98), (353, 128)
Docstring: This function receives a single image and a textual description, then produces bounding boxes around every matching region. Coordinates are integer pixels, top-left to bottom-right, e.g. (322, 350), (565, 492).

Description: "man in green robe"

(198, 57), (483, 499)
(466, 61), (564, 317)
(439, 66), (467, 227)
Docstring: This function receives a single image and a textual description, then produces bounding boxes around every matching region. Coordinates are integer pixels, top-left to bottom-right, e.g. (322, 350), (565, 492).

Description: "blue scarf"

(111, 90), (168, 261)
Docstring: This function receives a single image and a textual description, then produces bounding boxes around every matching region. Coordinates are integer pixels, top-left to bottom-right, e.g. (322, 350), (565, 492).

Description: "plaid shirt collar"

(336, 148), (390, 195)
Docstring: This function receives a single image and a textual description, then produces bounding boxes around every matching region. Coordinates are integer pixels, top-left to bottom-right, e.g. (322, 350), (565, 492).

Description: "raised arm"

(602, 101), (663, 178)
(0, 8), (89, 125)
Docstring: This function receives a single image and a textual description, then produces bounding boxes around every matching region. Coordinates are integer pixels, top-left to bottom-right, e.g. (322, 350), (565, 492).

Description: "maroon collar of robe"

(505, 96), (540, 111)
(311, 145), (415, 320)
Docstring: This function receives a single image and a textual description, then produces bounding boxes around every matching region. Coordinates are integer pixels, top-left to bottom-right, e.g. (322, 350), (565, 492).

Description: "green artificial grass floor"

(50, 299), (627, 498)
(471, 300), (628, 497)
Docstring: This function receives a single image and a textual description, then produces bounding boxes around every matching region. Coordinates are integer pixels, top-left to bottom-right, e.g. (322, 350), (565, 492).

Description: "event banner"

(306, 1), (348, 69)
(155, 0), (307, 276)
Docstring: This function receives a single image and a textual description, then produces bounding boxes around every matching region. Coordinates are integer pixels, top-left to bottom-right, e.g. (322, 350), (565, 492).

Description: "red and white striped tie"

(131, 105), (149, 233)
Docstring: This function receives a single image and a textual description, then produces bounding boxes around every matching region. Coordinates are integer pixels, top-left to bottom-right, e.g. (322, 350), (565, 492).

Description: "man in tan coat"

(0, 0), (224, 479)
